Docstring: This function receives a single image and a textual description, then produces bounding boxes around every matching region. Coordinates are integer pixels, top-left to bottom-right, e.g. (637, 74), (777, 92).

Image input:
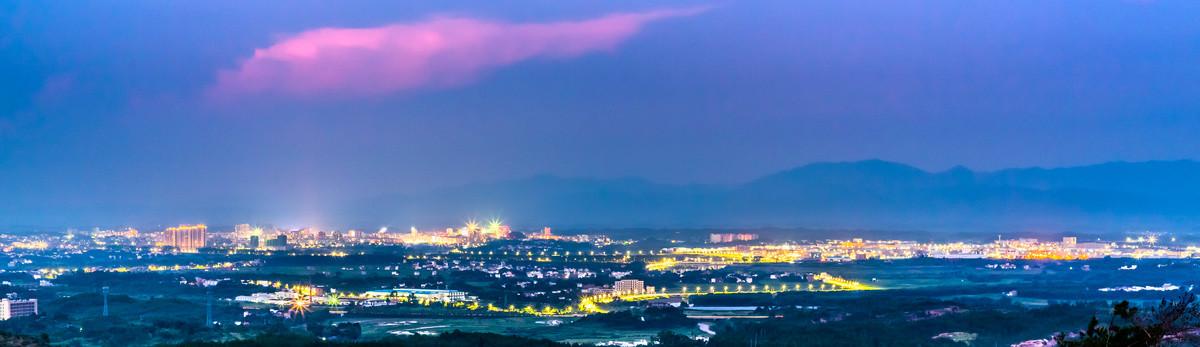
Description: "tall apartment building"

(710, 233), (759, 243)
(264, 234), (288, 249)
(234, 224), (251, 238)
(0, 299), (37, 320)
(164, 224), (206, 251)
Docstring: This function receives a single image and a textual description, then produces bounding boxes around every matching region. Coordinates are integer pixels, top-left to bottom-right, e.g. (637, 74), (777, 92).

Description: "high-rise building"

(234, 224), (251, 238)
(1062, 237), (1077, 248)
(164, 224), (206, 251)
(264, 234), (288, 248)
(710, 233), (758, 243)
(614, 279), (645, 294)
(248, 235), (260, 249)
(0, 299), (37, 320)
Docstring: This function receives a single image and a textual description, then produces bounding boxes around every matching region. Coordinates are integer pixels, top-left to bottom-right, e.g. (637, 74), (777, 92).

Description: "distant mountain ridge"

(342, 159), (1200, 233)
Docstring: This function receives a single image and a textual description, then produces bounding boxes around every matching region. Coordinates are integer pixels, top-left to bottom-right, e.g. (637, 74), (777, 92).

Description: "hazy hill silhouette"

(343, 160), (1200, 233)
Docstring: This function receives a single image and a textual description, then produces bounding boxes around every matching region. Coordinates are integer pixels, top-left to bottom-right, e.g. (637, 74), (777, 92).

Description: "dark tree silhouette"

(1056, 292), (1200, 346)
(652, 330), (704, 347)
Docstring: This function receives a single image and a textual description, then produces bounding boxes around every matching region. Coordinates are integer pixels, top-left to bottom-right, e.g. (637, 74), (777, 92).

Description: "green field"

(334, 316), (709, 345)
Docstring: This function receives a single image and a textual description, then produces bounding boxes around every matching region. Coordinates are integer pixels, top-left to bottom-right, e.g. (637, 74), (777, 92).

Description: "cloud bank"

(208, 8), (706, 99)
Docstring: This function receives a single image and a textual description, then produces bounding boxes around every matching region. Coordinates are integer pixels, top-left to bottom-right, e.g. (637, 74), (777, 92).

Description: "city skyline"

(5, 158), (1200, 231)
(2, 2), (1198, 345)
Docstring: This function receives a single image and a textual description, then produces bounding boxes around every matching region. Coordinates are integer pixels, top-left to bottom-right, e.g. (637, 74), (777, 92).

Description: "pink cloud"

(208, 7), (707, 100)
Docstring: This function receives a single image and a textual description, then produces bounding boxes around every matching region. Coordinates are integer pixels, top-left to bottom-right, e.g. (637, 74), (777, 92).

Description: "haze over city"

(4, 1), (1200, 229)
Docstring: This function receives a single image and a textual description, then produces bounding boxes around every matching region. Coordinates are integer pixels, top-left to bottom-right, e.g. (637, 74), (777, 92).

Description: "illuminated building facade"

(529, 226), (562, 240)
(0, 299), (37, 320)
(164, 224), (206, 251)
(234, 224), (251, 238)
(710, 233), (758, 243)
(614, 279), (645, 294)
(362, 288), (468, 302)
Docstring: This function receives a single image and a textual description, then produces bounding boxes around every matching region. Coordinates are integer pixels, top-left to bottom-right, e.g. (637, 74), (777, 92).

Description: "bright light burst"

(289, 296), (311, 319)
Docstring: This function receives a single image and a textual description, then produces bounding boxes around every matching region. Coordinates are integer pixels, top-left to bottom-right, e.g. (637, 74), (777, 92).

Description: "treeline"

(0, 292), (258, 346)
(573, 306), (693, 329)
(52, 271), (274, 299)
(306, 323), (361, 341)
(260, 254), (408, 267)
(0, 330), (48, 347)
(705, 302), (1106, 346)
(169, 330), (581, 347)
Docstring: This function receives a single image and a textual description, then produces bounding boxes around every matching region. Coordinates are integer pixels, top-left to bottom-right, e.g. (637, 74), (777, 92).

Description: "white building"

(614, 279), (645, 294)
(0, 299), (37, 320)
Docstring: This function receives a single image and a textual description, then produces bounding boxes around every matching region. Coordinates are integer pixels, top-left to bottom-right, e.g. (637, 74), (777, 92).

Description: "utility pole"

(205, 288), (213, 327)
(102, 286), (109, 316)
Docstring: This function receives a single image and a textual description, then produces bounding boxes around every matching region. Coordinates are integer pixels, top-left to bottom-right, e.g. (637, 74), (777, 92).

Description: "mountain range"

(342, 160), (1200, 233)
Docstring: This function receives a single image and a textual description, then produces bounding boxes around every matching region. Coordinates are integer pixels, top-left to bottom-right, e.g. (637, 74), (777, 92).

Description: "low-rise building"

(0, 299), (37, 320)
(362, 288), (469, 302)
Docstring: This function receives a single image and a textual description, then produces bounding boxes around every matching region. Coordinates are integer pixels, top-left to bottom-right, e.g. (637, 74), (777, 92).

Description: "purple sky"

(2, 1), (1199, 226)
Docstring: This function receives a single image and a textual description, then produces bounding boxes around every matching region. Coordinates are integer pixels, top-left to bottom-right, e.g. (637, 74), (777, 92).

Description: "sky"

(2, 1), (1200, 227)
